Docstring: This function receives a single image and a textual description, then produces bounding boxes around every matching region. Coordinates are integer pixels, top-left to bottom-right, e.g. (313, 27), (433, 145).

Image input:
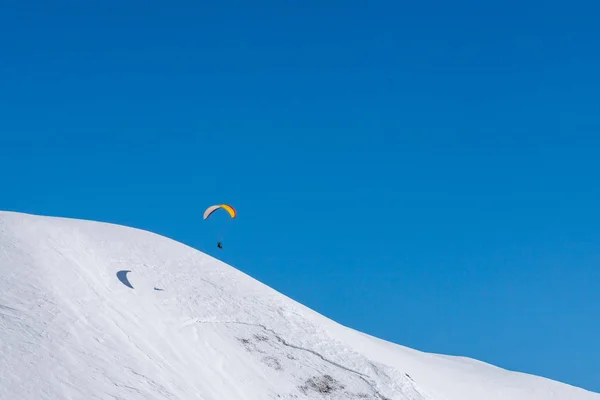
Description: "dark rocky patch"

(299, 374), (345, 395)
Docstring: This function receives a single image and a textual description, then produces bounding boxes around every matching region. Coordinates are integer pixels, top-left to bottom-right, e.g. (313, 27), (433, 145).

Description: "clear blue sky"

(1, 0), (599, 393)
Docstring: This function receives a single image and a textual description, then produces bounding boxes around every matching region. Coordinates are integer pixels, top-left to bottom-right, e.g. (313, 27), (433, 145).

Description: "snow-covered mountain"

(0, 211), (597, 400)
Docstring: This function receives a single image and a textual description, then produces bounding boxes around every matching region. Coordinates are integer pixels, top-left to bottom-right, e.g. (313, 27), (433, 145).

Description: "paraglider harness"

(217, 242), (223, 249)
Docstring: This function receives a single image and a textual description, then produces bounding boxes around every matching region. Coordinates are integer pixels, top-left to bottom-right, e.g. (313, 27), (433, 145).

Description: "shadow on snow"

(116, 270), (134, 289)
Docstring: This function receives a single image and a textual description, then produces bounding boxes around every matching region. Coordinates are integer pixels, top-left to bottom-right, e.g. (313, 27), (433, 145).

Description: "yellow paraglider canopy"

(203, 204), (236, 220)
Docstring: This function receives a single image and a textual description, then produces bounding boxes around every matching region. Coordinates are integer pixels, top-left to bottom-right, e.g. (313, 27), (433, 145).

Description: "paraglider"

(204, 204), (236, 249)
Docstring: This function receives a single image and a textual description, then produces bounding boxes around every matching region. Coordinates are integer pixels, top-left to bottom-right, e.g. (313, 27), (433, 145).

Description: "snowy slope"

(0, 211), (597, 400)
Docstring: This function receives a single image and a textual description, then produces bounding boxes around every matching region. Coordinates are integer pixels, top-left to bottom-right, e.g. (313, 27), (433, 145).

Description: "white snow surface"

(0, 211), (597, 400)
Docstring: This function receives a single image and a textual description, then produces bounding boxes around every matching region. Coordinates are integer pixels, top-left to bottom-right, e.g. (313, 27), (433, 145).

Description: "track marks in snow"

(190, 319), (392, 400)
(0, 304), (24, 322)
